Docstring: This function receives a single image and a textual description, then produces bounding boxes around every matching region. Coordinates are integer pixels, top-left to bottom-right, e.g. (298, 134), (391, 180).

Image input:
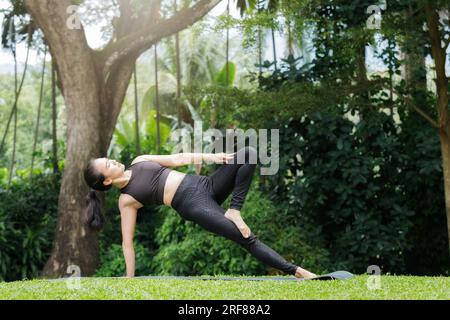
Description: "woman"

(83, 146), (317, 279)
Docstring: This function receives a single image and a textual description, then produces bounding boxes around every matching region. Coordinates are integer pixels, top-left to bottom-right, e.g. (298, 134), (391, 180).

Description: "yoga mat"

(49, 271), (353, 282)
(308, 270), (354, 281)
(136, 271), (354, 281)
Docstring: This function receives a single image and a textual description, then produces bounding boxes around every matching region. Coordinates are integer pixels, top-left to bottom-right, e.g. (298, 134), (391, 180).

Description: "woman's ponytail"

(85, 188), (105, 231)
(84, 158), (112, 231)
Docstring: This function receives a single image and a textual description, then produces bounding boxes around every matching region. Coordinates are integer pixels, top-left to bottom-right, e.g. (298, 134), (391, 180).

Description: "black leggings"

(171, 146), (299, 276)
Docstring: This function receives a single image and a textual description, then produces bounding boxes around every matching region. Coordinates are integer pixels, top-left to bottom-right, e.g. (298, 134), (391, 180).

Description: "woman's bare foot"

(295, 267), (317, 279)
(224, 208), (251, 238)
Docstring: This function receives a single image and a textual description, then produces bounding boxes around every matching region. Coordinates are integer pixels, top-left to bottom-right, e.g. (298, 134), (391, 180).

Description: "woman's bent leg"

(208, 146), (257, 210)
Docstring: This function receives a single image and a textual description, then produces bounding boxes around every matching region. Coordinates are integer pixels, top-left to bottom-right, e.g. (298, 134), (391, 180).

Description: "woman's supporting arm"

(119, 203), (138, 277)
(122, 243), (135, 278)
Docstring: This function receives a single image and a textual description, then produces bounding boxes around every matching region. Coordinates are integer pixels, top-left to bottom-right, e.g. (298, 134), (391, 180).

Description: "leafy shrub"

(94, 241), (154, 277)
(0, 172), (59, 281)
(273, 110), (414, 274)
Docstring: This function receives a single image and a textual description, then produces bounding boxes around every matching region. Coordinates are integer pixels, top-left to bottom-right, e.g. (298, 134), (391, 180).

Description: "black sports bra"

(120, 160), (172, 206)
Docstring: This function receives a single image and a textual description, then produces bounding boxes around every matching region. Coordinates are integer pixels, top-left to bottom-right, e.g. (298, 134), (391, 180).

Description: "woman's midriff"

(163, 170), (187, 207)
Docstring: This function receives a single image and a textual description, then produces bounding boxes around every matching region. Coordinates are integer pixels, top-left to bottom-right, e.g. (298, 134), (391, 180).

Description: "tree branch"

(380, 81), (440, 129)
(444, 36), (450, 51)
(425, 3), (449, 129)
(406, 98), (440, 129)
(100, 0), (221, 81)
(24, 0), (103, 137)
(24, 0), (98, 98)
(437, 8), (450, 51)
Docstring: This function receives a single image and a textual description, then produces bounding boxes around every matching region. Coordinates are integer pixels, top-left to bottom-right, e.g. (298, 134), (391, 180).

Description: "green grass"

(0, 275), (448, 300)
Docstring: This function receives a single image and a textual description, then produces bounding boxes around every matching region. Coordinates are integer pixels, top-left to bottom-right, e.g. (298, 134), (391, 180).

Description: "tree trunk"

(438, 128), (450, 255)
(402, 4), (427, 103)
(24, 0), (111, 277)
(174, 0), (183, 129)
(154, 44), (161, 154)
(356, 42), (368, 120)
(7, 22), (30, 187)
(258, 27), (263, 76)
(287, 20), (293, 56)
(226, 0), (230, 84)
(425, 4), (450, 254)
(30, 46), (47, 181)
(24, 0), (221, 278)
(133, 65), (141, 155)
(271, 27), (277, 71)
(7, 33), (17, 189)
(51, 60), (59, 175)
(41, 71), (105, 277)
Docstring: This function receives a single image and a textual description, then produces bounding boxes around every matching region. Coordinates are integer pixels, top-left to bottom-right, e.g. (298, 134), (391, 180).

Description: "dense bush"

(278, 110), (414, 274)
(397, 105), (449, 275)
(94, 241), (154, 277)
(191, 52), (449, 276)
(0, 172), (59, 281)
(258, 108), (448, 276)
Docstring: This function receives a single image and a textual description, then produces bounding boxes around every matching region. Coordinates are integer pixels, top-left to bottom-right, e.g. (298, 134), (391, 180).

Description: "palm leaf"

(214, 61), (236, 86)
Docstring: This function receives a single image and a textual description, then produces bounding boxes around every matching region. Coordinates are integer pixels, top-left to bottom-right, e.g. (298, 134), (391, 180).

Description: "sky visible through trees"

(1, 0), (440, 75)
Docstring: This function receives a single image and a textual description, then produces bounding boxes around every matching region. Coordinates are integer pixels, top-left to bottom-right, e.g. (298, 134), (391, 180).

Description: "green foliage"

(397, 103), (449, 275)
(260, 107), (448, 275)
(0, 167), (8, 185)
(94, 242), (153, 277)
(0, 172), (59, 281)
(113, 109), (171, 154)
(248, 54), (315, 90)
(214, 61), (236, 86)
(189, 47), (448, 275)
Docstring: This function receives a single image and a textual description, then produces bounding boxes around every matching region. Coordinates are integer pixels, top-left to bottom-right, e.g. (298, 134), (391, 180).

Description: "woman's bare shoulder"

(119, 193), (144, 209)
(131, 156), (146, 166)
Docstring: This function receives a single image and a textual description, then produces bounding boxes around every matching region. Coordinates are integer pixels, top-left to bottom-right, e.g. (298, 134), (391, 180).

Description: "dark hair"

(83, 158), (112, 231)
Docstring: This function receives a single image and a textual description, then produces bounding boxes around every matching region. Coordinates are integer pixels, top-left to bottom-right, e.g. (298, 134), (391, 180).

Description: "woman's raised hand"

(210, 152), (236, 164)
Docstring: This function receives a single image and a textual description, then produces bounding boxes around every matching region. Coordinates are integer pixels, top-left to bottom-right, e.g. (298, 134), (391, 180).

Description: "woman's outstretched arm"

(134, 152), (235, 167)
(119, 203), (138, 277)
(175, 152), (235, 165)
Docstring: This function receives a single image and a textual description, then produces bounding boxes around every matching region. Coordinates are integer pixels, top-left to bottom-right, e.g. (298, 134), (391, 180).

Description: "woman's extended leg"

(179, 194), (300, 276)
(172, 166), (317, 278)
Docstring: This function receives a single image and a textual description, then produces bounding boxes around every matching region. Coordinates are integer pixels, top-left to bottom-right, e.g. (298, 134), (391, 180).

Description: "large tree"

(23, 0), (221, 278)
(424, 2), (450, 254)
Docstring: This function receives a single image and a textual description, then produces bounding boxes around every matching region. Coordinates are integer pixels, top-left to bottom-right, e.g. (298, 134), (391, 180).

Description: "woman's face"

(94, 157), (125, 186)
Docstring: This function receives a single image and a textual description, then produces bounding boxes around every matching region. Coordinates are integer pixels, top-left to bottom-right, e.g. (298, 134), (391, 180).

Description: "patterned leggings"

(171, 146), (299, 275)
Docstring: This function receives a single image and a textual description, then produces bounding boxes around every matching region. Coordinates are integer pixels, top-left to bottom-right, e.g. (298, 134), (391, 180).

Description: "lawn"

(0, 275), (448, 300)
